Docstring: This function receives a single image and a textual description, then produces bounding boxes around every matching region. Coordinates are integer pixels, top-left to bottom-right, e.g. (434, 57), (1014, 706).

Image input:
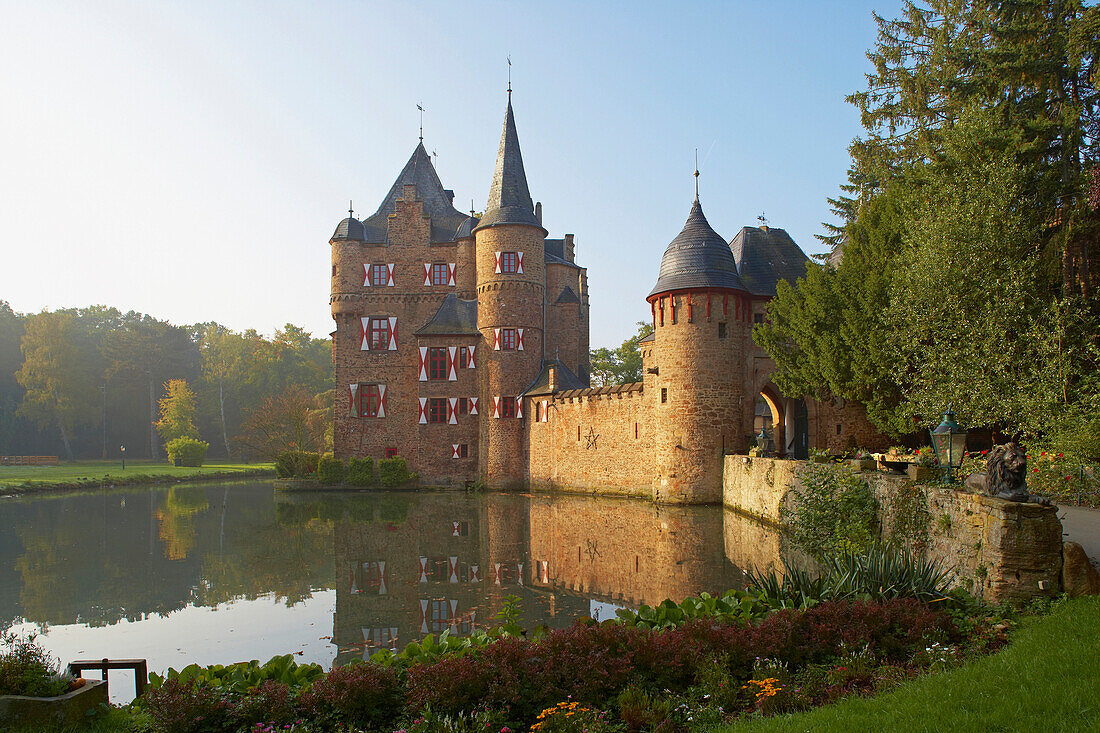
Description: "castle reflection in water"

(319, 490), (802, 666)
(0, 484), (803, 670)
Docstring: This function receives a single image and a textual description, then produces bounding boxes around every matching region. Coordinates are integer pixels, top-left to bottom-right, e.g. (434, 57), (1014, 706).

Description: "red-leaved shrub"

(297, 661), (402, 728)
(232, 679), (297, 727)
(143, 677), (234, 733)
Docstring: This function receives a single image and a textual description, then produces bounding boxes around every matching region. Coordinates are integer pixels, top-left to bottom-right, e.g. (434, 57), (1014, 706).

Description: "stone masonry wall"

(721, 456), (1063, 603)
(526, 383), (654, 496)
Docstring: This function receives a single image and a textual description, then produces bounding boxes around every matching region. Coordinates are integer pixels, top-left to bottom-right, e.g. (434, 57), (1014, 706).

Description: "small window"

(634, 422), (638, 439)
(331, 264), (337, 276)
(429, 398), (448, 424)
(457, 397), (469, 416)
(500, 251), (519, 273)
(428, 347), (448, 380)
(535, 402), (543, 422)
(836, 424), (842, 436)
(501, 397), (517, 419)
(500, 328), (518, 350)
(459, 347), (469, 368)
(578, 425), (581, 441)
(718, 322), (727, 339)
(385, 448), (398, 459)
(456, 444), (468, 458)
(431, 262), (449, 286)
(661, 388), (668, 404)
(754, 312), (765, 324)
(370, 263), (388, 286)
(368, 318), (391, 350)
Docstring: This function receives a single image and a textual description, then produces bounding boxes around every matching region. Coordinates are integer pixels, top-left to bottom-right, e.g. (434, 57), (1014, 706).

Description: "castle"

(330, 91), (884, 501)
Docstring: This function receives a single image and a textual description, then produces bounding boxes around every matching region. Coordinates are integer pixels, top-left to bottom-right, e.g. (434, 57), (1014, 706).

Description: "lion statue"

(964, 442), (1052, 505)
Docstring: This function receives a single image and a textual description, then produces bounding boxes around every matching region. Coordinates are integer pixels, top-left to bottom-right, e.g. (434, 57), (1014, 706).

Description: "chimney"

(402, 183), (417, 201)
(535, 201), (542, 225)
(564, 234), (575, 262)
(444, 189), (455, 205)
(548, 363), (558, 392)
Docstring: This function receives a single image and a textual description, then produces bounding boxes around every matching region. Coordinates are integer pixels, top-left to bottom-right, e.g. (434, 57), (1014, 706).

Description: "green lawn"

(0, 459), (274, 490)
(719, 595), (1100, 733)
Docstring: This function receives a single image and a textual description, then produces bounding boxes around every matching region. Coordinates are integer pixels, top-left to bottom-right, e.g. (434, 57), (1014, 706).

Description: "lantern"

(929, 408), (966, 481)
(756, 428), (770, 455)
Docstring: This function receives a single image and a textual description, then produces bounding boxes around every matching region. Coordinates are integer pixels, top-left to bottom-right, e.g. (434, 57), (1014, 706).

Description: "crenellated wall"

(722, 457), (1064, 603)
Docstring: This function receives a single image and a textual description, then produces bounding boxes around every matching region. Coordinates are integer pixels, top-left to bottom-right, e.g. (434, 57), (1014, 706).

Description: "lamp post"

(120, 444), (126, 472)
(929, 408), (966, 482)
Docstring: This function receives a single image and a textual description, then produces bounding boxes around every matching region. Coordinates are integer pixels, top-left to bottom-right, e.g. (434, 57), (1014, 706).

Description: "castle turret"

(474, 93), (547, 487)
(647, 195), (753, 503)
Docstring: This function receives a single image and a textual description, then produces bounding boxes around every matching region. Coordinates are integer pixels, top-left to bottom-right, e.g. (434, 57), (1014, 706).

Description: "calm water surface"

(0, 483), (797, 702)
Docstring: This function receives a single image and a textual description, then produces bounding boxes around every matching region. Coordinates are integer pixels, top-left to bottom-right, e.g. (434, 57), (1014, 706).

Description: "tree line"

(0, 301), (333, 461)
(755, 0), (1099, 459)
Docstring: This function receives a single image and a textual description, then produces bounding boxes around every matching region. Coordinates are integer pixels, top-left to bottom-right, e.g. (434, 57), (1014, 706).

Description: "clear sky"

(0, 0), (900, 349)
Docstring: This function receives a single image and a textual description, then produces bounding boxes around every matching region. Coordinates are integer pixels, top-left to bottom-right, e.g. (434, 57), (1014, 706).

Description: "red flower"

(1041, 452), (1047, 456)
(1033, 468), (1039, 473)
(1058, 453), (1064, 458)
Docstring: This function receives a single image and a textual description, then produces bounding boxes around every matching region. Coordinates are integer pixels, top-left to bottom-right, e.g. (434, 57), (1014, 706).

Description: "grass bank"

(721, 594), (1100, 733)
(0, 460), (274, 495)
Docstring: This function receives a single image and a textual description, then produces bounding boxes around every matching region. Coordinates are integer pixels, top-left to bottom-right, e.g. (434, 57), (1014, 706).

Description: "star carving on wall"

(584, 426), (599, 450)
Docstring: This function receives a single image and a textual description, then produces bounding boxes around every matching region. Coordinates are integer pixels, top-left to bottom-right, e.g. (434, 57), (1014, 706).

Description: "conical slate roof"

(360, 142), (468, 243)
(332, 216), (365, 241)
(475, 96), (544, 232)
(649, 199), (748, 298)
(454, 213), (480, 239)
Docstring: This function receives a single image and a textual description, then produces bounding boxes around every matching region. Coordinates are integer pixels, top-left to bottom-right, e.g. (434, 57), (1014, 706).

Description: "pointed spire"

(476, 92), (544, 232)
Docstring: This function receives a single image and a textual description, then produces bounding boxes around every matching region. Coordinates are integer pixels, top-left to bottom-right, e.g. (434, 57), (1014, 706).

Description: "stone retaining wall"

(722, 456), (1063, 603)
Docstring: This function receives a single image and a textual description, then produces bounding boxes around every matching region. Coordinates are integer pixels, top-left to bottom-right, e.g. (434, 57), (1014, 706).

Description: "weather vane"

(694, 149), (700, 201)
(417, 103), (424, 142)
(507, 56), (512, 95)
(757, 212), (768, 227)
(348, 200), (354, 218)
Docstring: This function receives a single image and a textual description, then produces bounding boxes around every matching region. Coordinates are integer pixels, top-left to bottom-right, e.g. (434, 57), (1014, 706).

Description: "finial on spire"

(694, 149), (700, 202)
(757, 212), (768, 227)
(507, 56), (512, 98)
(348, 200), (354, 218)
(417, 103), (424, 142)
(470, 199), (476, 217)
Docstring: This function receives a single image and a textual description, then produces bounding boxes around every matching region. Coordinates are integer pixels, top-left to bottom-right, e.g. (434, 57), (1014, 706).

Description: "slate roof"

(454, 214), (480, 239)
(414, 294), (480, 336)
(638, 331), (655, 343)
(649, 199), (749, 298)
(475, 96), (545, 233)
(554, 286), (581, 304)
(546, 251), (580, 269)
(729, 226), (810, 297)
(332, 216), (365, 241)
(523, 359), (588, 396)
(359, 142), (469, 244)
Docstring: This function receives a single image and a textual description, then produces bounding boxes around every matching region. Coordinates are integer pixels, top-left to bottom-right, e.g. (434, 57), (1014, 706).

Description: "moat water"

(0, 482), (799, 703)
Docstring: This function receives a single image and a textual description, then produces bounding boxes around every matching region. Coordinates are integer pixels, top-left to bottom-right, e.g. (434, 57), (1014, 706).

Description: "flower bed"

(127, 596), (988, 733)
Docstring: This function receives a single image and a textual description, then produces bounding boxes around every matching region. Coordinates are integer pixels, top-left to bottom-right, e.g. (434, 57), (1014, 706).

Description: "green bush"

(147, 654), (324, 694)
(346, 457), (376, 486)
(782, 463), (878, 557)
(378, 457), (415, 488)
(165, 437), (209, 467)
(275, 450), (320, 478)
(317, 457), (345, 485)
(0, 632), (69, 697)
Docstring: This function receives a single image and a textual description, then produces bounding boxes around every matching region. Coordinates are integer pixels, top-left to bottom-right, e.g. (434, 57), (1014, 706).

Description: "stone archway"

(755, 387), (785, 455)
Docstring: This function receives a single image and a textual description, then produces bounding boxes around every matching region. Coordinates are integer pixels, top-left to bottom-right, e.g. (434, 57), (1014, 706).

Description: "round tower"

(647, 195), (753, 503)
(330, 202), (365, 319)
(474, 93), (546, 487)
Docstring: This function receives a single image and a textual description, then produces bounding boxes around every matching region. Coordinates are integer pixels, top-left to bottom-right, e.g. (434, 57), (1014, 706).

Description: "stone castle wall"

(526, 383), (654, 496)
(722, 456), (1063, 603)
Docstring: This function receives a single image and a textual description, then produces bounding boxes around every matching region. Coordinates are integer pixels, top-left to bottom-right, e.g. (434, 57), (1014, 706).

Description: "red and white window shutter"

(362, 264), (371, 287)
(418, 397), (427, 425)
(422, 263), (433, 286)
(447, 263), (456, 286)
(418, 347), (428, 381)
(515, 396), (524, 419)
(447, 397), (458, 424)
(359, 317), (370, 351)
(451, 444), (461, 459)
(447, 346), (458, 381)
(376, 384), (387, 418)
(348, 384), (359, 416)
(467, 344), (476, 368)
(493, 328), (501, 350)
(492, 396), (501, 419)
(516, 251), (525, 274)
(541, 400), (549, 422)
(516, 328), (525, 351)
(494, 251), (502, 273)
(468, 397), (478, 415)
(387, 317), (397, 350)
(418, 557), (428, 583)
(386, 264), (395, 286)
